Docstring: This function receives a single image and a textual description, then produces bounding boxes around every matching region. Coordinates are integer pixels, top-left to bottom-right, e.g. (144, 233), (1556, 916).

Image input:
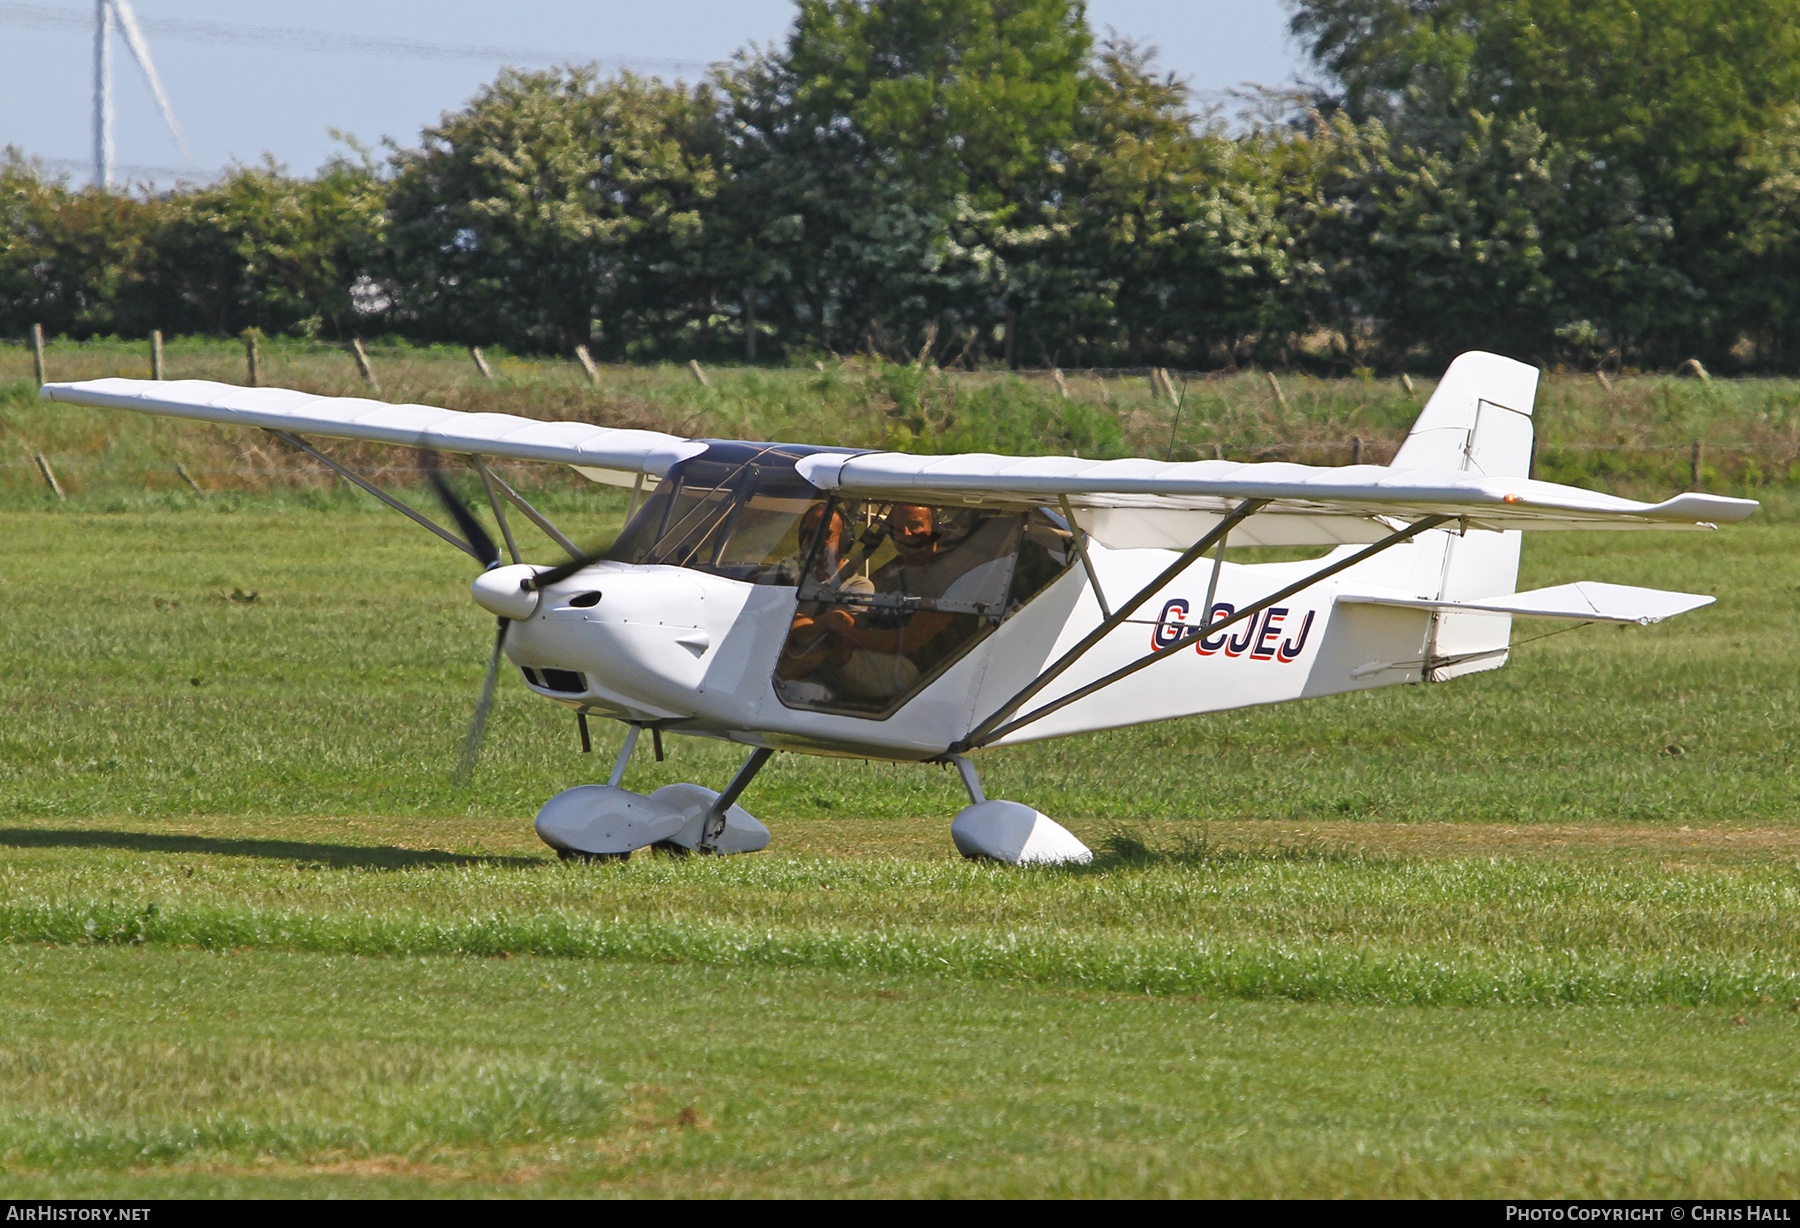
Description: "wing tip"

(1649, 492), (1760, 524)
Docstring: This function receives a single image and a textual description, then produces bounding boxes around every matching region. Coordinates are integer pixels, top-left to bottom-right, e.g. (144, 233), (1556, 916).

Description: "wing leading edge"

(794, 451), (1757, 534)
(42, 374), (1757, 541)
(38, 378), (705, 477)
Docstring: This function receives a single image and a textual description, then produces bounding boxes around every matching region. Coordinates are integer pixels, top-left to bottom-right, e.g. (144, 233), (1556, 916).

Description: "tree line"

(6, 0), (1800, 373)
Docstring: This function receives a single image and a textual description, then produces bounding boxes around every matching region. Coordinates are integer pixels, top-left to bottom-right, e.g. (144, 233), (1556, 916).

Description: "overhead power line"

(34, 155), (201, 180)
(0, 2), (711, 72)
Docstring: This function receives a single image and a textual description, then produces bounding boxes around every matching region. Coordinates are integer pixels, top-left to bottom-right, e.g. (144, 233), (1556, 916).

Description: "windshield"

(606, 442), (856, 586)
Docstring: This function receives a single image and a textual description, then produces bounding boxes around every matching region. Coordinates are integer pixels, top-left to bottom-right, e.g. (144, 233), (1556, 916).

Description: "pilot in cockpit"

(826, 504), (969, 699)
(776, 502), (1029, 706)
(775, 503), (874, 688)
(777, 503), (957, 703)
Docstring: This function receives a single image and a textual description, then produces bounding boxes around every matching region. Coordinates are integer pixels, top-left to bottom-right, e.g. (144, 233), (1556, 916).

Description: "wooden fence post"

(1265, 370), (1287, 406)
(1052, 368), (1069, 399)
(688, 359), (710, 388)
(29, 324), (45, 386)
(1691, 440), (1703, 488)
(912, 321), (939, 371)
(470, 346), (495, 379)
(150, 329), (164, 380)
(34, 453), (65, 500)
(242, 329), (260, 387)
(1350, 436), (1362, 465)
(1595, 370), (1612, 393)
(574, 345), (600, 386)
(349, 339), (378, 392)
(175, 462), (202, 494)
(1399, 373), (1414, 395)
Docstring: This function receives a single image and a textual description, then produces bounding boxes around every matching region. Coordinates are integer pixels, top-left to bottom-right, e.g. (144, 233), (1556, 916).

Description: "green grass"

(5, 822), (1800, 1008)
(2, 343), (1799, 1194)
(2, 949), (1797, 1198)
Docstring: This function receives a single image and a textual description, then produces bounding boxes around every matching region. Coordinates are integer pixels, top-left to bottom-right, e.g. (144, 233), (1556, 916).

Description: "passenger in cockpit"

(830, 505), (969, 698)
(776, 503), (874, 687)
(774, 502), (1040, 709)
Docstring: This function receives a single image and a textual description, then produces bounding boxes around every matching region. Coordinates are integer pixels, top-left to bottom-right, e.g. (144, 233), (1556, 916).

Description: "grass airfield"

(2, 411), (1800, 1193)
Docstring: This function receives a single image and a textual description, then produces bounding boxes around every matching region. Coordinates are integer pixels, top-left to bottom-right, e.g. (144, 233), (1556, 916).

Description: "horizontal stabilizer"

(1338, 581), (1715, 625)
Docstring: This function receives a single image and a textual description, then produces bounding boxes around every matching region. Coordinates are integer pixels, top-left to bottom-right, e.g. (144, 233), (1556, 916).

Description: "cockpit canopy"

(606, 440), (1076, 720)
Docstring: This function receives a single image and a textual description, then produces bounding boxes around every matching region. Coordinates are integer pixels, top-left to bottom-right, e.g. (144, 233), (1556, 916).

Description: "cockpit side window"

(774, 501), (1074, 719)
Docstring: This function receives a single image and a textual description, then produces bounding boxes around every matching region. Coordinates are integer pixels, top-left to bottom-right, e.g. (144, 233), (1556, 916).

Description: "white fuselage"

(499, 525), (1508, 762)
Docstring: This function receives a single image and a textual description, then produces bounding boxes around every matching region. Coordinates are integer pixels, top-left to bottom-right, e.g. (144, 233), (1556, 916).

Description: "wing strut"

(477, 465), (583, 560)
(267, 429), (479, 561)
(956, 513), (1456, 751)
(955, 498), (1268, 751)
(1057, 496), (1112, 620)
(473, 459), (522, 564)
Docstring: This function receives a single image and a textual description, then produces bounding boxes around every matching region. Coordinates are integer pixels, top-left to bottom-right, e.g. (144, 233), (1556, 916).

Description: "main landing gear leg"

(949, 754), (986, 804)
(945, 754), (1092, 866)
(608, 725), (641, 787)
(702, 748), (774, 850)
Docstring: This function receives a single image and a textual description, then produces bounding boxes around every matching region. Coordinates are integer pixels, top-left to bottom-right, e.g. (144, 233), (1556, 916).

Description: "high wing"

(794, 451), (1757, 542)
(37, 378), (705, 484)
(40, 363), (1758, 547)
(785, 351), (1755, 545)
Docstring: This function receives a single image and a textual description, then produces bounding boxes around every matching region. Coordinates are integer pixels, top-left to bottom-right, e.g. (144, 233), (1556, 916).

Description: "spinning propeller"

(521, 541), (610, 591)
(423, 455), (507, 783)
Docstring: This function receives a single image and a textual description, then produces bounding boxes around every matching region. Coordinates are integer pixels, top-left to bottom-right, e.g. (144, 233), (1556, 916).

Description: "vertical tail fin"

(1392, 351), (1538, 478)
(1393, 352), (1540, 679)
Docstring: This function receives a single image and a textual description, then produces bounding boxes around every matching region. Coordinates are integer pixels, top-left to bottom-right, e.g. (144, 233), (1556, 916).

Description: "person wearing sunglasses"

(825, 505), (963, 699)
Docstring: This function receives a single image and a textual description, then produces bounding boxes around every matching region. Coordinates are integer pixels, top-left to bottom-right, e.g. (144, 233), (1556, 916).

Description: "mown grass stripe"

(10, 901), (1796, 1008)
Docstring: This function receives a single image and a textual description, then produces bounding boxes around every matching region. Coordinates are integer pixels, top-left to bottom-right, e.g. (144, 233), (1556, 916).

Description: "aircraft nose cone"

(471, 563), (542, 620)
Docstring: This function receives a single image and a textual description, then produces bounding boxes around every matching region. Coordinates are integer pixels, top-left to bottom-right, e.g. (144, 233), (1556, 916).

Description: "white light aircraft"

(42, 353), (1757, 864)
